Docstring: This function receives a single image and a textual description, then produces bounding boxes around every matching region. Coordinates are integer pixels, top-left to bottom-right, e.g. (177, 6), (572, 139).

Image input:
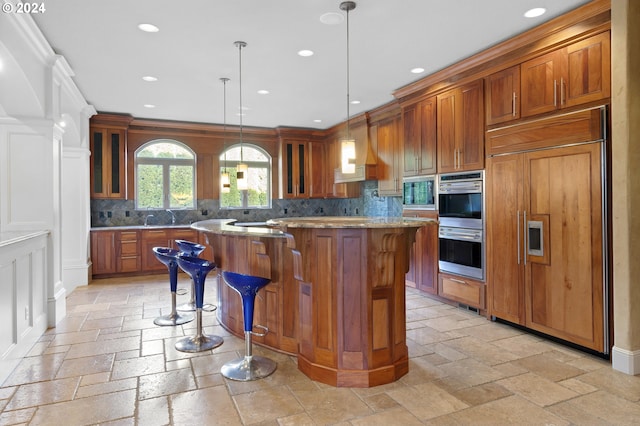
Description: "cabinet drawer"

(120, 240), (138, 255)
(438, 275), (485, 309)
(171, 229), (197, 240)
(119, 256), (140, 273)
(120, 231), (138, 241)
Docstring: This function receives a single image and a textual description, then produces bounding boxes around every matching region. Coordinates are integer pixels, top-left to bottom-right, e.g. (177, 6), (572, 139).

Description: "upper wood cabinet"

(90, 126), (126, 199)
(376, 116), (402, 196)
(521, 32), (610, 118)
(485, 65), (521, 126)
(402, 96), (437, 177)
(437, 79), (484, 173)
(279, 134), (327, 199)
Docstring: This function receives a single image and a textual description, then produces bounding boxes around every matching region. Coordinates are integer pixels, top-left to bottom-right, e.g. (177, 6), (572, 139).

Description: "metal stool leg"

(153, 248), (194, 326)
(220, 272), (276, 381)
(175, 256), (223, 353)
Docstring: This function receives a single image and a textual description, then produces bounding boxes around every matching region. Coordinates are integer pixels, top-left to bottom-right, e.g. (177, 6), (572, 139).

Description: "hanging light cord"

(221, 77), (229, 171)
(345, 4), (351, 141)
(235, 41), (246, 163)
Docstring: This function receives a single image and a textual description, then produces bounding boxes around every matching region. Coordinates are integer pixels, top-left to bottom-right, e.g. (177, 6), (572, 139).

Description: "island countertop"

(190, 218), (286, 238)
(266, 216), (436, 229)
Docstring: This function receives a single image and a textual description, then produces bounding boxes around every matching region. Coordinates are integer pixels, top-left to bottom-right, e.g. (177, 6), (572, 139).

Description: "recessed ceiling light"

(142, 76), (158, 82)
(350, 100), (360, 105)
(320, 12), (343, 25)
(298, 49), (314, 57)
(143, 104), (156, 108)
(313, 119), (322, 123)
(257, 89), (270, 95)
(138, 23), (159, 33)
(524, 8), (546, 18)
(411, 67), (425, 74)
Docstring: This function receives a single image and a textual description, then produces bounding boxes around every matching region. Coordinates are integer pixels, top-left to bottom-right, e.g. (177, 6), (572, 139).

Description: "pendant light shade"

(235, 41), (249, 191)
(220, 77), (231, 194)
(340, 1), (357, 174)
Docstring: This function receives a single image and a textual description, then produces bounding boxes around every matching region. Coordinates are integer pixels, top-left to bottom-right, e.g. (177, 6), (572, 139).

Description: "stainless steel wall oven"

(438, 171), (485, 280)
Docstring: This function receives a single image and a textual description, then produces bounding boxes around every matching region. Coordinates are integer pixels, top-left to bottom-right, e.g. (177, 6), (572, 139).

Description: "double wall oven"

(437, 171), (484, 280)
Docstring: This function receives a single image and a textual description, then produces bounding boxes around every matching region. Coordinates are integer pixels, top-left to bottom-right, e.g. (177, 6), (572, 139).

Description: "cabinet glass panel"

(286, 144), (293, 194)
(110, 132), (120, 193)
(93, 131), (103, 193)
(298, 144), (305, 194)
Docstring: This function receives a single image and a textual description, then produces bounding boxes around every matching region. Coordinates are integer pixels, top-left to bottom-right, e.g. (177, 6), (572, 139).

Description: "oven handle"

(438, 230), (482, 242)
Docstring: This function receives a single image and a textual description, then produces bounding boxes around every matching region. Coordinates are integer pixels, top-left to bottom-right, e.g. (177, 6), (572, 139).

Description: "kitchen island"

(193, 216), (436, 387)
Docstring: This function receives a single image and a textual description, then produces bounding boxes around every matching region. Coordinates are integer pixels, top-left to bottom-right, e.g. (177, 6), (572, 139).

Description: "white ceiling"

(33, 0), (591, 130)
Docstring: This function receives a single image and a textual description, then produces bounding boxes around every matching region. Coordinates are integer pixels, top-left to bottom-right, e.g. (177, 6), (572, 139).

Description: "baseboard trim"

(611, 346), (640, 375)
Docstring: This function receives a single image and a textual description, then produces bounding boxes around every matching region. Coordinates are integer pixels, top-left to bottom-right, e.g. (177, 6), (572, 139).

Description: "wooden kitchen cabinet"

(486, 109), (605, 352)
(90, 127), (126, 199)
(402, 96), (437, 177)
(91, 230), (117, 275)
(376, 116), (402, 196)
(140, 228), (198, 272)
(437, 79), (484, 173)
(280, 138), (327, 199)
(485, 65), (520, 126)
(438, 273), (485, 310)
(521, 32), (610, 118)
(117, 230), (140, 273)
(404, 210), (438, 295)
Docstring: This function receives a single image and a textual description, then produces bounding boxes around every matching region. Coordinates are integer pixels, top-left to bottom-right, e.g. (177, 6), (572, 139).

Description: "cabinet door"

(417, 97), (437, 175)
(377, 118), (401, 196)
(140, 230), (170, 272)
(282, 141), (307, 199)
(459, 80), (484, 171)
(91, 231), (117, 275)
(436, 89), (458, 173)
(486, 65), (520, 125)
(409, 212), (438, 295)
(402, 103), (420, 176)
(90, 128), (125, 199)
(523, 143), (604, 352)
(308, 141), (327, 198)
(521, 50), (564, 118)
(486, 154), (524, 324)
(565, 32), (611, 108)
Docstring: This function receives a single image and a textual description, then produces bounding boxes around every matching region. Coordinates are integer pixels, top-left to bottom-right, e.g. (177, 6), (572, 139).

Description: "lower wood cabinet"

(92, 227), (199, 277)
(403, 210), (438, 295)
(438, 273), (486, 310)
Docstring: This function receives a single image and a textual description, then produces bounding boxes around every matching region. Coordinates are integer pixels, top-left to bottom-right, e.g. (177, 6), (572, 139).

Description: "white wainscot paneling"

(0, 232), (49, 386)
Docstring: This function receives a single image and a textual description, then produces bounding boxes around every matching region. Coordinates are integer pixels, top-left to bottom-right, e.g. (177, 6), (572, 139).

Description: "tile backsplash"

(91, 181), (402, 227)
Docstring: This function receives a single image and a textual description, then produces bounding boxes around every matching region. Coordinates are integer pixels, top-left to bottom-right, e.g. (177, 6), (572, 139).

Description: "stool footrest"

(176, 288), (189, 296)
(203, 304), (218, 313)
(251, 324), (268, 337)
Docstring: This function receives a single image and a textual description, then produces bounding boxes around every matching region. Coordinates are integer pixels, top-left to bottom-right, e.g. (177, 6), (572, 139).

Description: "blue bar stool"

(220, 271), (277, 381)
(174, 255), (224, 352)
(175, 239), (215, 312)
(152, 247), (194, 326)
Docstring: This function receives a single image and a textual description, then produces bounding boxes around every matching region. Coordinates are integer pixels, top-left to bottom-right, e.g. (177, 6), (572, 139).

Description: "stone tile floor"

(1, 274), (639, 425)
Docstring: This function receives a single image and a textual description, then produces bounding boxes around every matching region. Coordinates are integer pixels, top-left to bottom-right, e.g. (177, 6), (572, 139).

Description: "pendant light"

(340, 1), (357, 174)
(235, 41), (249, 190)
(220, 77), (231, 194)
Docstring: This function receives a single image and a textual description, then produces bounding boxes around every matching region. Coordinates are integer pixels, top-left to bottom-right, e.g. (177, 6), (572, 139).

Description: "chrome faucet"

(166, 209), (176, 225)
(144, 214), (154, 226)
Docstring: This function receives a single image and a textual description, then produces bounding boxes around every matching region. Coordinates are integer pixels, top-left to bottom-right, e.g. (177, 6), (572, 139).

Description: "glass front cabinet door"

(90, 127), (126, 199)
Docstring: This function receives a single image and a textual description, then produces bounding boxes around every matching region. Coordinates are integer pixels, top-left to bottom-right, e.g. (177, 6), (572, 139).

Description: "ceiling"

(33, 0), (591, 130)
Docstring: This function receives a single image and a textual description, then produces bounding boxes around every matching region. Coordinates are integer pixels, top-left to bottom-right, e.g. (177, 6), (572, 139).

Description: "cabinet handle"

(512, 92), (517, 117)
(516, 211), (521, 265)
(553, 80), (557, 107)
(449, 278), (467, 285)
(523, 211), (528, 266)
(415, 156), (418, 173)
(560, 78), (565, 105)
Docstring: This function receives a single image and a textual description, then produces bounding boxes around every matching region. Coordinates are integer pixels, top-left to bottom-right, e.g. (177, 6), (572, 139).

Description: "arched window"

(219, 144), (271, 209)
(135, 139), (196, 209)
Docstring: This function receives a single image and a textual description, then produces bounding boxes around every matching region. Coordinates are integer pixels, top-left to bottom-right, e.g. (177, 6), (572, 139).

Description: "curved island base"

(193, 217), (436, 388)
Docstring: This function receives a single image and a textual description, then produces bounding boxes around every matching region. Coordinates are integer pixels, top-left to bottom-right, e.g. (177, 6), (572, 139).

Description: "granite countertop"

(190, 219), (286, 238)
(90, 224), (193, 231)
(0, 230), (49, 248)
(266, 216), (437, 229)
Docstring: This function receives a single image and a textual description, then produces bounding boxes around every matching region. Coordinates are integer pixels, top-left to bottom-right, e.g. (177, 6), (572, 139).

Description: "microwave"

(402, 175), (437, 209)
